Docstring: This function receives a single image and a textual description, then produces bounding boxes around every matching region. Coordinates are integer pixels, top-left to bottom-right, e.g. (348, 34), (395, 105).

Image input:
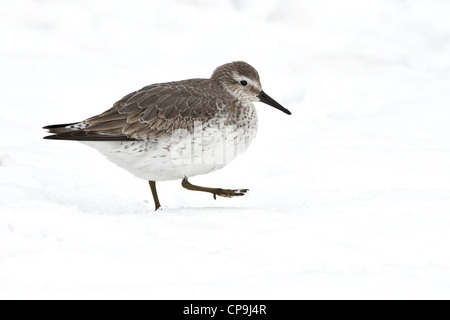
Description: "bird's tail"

(43, 122), (135, 141)
(43, 122), (85, 139)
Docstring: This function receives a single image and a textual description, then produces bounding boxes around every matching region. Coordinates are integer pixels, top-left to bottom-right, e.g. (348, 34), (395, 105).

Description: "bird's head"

(211, 61), (291, 115)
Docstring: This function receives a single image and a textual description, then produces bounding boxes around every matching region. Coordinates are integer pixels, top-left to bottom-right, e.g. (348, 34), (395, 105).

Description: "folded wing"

(44, 79), (223, 141)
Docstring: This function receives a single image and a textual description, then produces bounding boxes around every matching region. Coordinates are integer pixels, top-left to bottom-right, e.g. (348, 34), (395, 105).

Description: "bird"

(43, 61), (291, 210)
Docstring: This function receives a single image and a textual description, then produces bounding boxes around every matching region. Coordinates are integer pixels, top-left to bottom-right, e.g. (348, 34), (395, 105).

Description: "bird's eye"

(240, 80), (248, 86)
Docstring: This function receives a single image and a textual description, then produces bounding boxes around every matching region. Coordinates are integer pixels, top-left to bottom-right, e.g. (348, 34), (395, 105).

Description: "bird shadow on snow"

(159, 206), (257, 215)
(83, 201), (259, 217)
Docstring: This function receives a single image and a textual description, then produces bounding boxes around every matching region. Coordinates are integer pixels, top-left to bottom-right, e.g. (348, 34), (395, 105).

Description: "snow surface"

(1, 0), (450, 299)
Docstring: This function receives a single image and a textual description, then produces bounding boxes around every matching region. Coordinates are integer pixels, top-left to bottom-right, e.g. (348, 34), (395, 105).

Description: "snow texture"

(1, 0), (450, 299)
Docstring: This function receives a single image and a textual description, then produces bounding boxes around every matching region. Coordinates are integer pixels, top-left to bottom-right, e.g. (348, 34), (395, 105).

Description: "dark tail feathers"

(43, 122), (135, 141)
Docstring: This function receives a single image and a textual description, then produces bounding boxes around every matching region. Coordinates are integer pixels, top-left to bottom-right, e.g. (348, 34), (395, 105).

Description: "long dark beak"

(258, 91), (291, 115)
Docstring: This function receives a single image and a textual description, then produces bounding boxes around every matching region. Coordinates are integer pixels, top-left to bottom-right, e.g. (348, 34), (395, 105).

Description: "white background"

(1, 0), (450, 299)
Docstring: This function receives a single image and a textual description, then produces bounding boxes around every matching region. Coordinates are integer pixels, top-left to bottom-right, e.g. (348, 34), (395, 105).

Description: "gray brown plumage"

(44, 61), (291, 210)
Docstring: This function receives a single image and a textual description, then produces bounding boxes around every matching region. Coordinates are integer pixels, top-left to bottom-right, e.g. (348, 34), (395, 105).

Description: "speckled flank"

(82, 103), (257, 181)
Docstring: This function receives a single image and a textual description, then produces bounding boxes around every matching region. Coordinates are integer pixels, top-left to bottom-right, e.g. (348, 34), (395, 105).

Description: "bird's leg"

(148, 180), (161, 211)
(181, 177), (248, 200)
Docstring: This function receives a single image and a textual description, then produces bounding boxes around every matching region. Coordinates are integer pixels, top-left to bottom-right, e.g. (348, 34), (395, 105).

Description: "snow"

(1, 0), (450, 299)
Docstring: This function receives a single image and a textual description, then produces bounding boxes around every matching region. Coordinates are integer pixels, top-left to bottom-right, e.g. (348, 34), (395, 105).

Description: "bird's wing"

(44, 80), (225, 141)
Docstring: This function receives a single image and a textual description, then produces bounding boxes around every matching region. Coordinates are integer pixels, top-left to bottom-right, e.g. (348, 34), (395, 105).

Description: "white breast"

(82, 104), (258, 181)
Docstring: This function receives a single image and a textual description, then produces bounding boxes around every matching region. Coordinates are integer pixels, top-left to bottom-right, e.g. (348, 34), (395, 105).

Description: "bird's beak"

(258, 91), (291, 115)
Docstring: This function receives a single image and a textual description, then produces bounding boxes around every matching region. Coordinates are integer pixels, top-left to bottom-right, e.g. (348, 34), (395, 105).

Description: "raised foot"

(181, 177), (249, 200)
(213, 188), (249, 200)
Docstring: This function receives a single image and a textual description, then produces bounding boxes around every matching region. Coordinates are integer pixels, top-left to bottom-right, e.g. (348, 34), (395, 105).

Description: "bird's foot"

(212, 188), (249, 200)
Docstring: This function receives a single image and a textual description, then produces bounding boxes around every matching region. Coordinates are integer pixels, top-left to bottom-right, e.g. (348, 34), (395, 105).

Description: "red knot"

(44, 61), (291, 210)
